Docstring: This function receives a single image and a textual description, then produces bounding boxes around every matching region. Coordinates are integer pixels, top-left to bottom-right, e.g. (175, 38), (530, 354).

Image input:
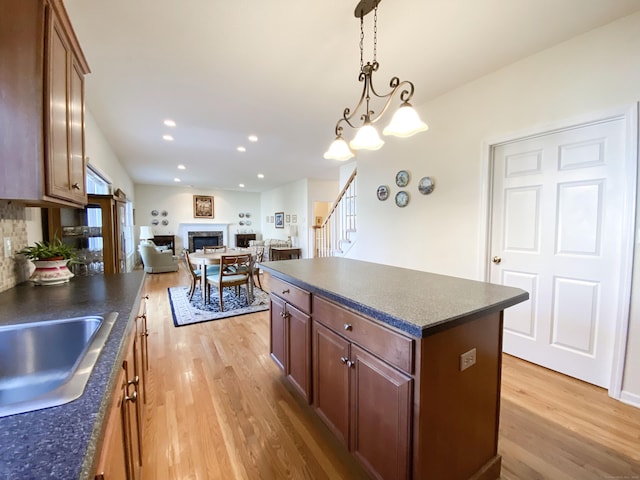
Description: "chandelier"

(324, 0), (428, 161)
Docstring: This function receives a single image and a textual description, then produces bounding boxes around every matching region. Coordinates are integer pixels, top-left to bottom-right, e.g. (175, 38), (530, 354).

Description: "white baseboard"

(619, 390), (640, 409)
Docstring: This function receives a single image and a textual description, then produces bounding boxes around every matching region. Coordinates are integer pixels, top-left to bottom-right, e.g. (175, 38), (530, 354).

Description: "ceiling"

(63, 0), (640, 193)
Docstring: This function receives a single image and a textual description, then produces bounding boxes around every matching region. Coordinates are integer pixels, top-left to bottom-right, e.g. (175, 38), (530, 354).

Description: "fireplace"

(188, 231), (223, 252)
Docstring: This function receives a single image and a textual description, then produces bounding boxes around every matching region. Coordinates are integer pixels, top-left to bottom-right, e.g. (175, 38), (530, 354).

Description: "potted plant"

(18, 238), (77, 285)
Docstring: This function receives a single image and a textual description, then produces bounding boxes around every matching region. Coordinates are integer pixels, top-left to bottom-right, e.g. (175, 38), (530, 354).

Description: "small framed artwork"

(396, 170), (410, 187)
(315, 216), (323, 226)
(193, 195), (214, 218)
(266, 216), (270, 223)
(275, 212), (284, 229)
(286, 214), (291, 223)
(292, 214), (297, 223)
(270, 216), (274, 223)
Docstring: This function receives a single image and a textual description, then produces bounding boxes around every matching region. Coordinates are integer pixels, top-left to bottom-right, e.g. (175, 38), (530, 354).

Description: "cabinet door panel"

(270, 295), (286, 370)
(47, 15), (71, 201)
(286, 304), (311, 402)
(351, 345), (412, 480)
(68, 57), (86, 203)
(313, 323), (350, 446)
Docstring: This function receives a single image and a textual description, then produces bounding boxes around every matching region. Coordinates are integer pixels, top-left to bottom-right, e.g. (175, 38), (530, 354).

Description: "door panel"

(490, 118), (628, 388)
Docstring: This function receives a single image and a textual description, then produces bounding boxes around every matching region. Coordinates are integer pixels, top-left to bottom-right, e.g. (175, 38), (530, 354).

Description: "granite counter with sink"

(0, 271), (145, 480)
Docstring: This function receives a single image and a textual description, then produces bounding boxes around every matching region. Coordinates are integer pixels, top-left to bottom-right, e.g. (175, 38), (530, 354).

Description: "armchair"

(139, 243), (179, 273)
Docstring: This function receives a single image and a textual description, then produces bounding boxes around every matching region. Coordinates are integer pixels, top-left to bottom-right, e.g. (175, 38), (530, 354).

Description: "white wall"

(134, 184), (261, 251)
(85, 109), (135, 201)
(260, 179), (309, 255)
(346, 12), (640, 402)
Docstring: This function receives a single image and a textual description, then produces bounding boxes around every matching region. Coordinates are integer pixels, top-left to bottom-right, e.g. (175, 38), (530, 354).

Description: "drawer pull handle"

(281, 289), (290, 294)
(340, 356), (348, 364)
(127, 375), (139, 386)
(72, 182), (80, 190)
(125, 390), (137, 403)
(343, 323), (352, 331)
(346, 360), (355, 368)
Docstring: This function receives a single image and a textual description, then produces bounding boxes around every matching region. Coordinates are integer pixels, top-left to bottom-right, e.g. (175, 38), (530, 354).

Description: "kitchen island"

(0, 271), (145, 480)
(261, 257), (529, 480)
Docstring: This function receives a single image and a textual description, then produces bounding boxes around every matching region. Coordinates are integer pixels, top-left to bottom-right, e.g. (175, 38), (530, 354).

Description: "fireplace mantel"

(177, 223), (231, 250)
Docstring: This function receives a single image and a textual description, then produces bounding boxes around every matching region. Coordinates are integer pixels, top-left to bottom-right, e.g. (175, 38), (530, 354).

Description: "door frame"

(477, 103), (638, 398)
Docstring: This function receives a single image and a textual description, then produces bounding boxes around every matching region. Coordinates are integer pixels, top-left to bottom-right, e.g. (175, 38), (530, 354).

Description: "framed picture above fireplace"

(193, 195), (214, 218)
(275, 212), (284, 228)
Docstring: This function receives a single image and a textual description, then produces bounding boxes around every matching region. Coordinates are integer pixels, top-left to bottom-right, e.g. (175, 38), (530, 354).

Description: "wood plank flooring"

(140, 267), (640, 479)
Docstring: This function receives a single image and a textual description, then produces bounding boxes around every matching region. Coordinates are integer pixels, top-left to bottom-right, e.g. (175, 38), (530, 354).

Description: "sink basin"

(0, 312), (118, 418)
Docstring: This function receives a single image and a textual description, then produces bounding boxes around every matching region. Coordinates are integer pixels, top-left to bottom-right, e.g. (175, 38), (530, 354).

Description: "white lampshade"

(349, 124), (384, 151)
(383, 103), (429, 138)
(139, 226), (154, 241)
(324, 136), (355, 161)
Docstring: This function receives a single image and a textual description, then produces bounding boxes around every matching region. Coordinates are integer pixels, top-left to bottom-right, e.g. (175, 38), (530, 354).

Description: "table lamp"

(139, 226), (154, 244)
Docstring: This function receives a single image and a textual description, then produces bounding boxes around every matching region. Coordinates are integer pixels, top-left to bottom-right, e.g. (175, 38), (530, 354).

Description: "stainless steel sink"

(0, 312), (118, 418)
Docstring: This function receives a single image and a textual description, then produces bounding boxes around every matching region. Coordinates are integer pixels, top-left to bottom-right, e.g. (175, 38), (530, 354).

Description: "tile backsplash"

(0, 201), (30, 292)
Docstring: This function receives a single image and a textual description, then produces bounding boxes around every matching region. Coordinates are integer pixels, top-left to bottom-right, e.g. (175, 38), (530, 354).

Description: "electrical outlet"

(3, 237), (11, 258)
(460, 347), (477, 371)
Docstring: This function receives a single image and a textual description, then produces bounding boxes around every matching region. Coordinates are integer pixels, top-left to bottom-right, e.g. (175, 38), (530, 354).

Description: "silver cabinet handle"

(340, 356), (348, 364)
(343, 323), (352, 331)
(127, 375), (139, 386)
(125, 390), (137, 403)
(346, 360), (355, 368)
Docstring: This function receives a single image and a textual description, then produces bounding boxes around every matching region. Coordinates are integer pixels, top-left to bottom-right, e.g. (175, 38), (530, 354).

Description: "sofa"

(138, 243), (179, 273)
(249, 239), (292, 261)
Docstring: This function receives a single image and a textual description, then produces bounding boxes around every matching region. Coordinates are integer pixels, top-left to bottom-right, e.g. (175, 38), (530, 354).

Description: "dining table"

(189, 248), (256, 304)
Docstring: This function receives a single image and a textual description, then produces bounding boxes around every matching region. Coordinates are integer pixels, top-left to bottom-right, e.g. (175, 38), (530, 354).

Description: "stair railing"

(314, 169), (357, 257)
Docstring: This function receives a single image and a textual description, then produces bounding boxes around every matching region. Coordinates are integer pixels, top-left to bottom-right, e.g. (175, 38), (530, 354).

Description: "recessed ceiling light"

(174, 178), (181, 182)
(248, 135), (258, 142)
(239, 183), (245, 188)
(177, 164), (186, 170)
(164, 119), (176, 127)
(237, 146), (246, 152)
(163, 134), (174, 141)
(257, 173), (264, 179)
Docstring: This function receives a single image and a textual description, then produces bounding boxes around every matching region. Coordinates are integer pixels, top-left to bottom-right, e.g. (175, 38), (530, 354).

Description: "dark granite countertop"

(260, 257), (529, 337)
(0, 271), (146, 480)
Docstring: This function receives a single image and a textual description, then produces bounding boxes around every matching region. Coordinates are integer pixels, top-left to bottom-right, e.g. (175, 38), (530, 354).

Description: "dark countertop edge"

(260, 261), (529, 338)
(79, 277), (146, 480)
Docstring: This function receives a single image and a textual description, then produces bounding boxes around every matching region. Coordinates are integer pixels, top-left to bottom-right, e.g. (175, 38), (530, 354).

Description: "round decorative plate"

(239, 213), (245, 218)
(151, 219), (159, 225)
(245, 213), (251, 218)
(151, 210), (159, 216)
(395, 170), (410, 187)
(376, 185), (389, 201)
(418, 176), (435, 195)
(161, 210), (168, 216)
(161, 219), (169, 226)
(239, 221), (245, 226)
(246, 220), (252, 226)
(395, 190), (409, 208)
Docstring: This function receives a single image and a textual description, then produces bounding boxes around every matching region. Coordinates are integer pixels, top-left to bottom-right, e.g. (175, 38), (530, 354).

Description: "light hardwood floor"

(140, 267), (640, 480)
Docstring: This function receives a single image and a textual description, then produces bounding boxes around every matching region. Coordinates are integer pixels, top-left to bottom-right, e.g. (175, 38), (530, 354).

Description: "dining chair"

(183, 249), (219, 301)
(203, 245), (226, 253)
(206, 253), (253, 311)
(251, 246), (265, 290)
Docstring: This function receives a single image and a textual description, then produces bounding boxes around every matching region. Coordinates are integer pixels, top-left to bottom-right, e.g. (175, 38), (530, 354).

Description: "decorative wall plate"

(151, 219), (159, 225)
(151, 210), (159, 216)
(161, 219), (169, 226)
(246, 220), (252, 226)
(239, 213), (245, 218)
(245, 213), (251, 218)
(395, 191), (409, 207)
(376, 185), (389, 201)
(418, 176), (435, 195)
(239, 221), (245, 226)
(395, 170), (410, 187)
(161, 210), (168, 216)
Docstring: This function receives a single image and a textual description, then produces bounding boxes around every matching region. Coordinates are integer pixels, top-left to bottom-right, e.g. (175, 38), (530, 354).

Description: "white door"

(489, 117), (631, 388)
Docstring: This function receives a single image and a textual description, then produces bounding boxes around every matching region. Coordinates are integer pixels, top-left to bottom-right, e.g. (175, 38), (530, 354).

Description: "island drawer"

(270, 277), (311, 314)
(313, 295), (414, 374)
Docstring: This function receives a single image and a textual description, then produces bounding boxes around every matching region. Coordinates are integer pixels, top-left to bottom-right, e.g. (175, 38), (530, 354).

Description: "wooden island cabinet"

(262, 257), (529, 480)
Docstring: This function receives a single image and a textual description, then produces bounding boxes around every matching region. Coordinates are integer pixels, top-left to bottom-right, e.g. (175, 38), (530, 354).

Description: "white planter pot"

(30, 259), (74, 285)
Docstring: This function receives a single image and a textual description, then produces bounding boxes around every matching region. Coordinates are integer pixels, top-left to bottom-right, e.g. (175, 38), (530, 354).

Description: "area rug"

(168, 285), (270, 327)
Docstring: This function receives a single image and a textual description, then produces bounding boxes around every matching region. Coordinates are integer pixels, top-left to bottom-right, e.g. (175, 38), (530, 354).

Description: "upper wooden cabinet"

(0, 0), (90, 207)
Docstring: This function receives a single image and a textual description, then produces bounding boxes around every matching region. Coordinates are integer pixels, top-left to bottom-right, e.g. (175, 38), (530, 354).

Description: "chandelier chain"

(373, 5), (377, 63)
(359, 15), (364, 72)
